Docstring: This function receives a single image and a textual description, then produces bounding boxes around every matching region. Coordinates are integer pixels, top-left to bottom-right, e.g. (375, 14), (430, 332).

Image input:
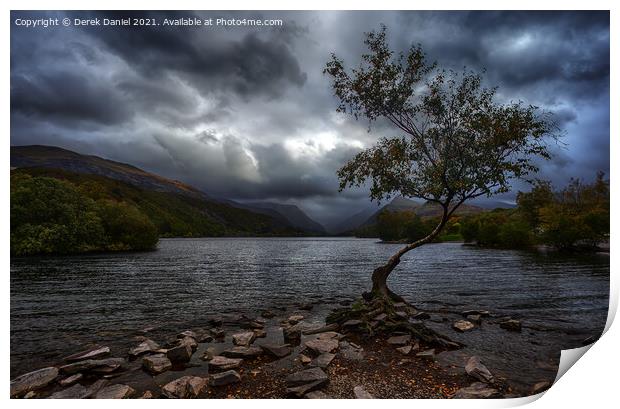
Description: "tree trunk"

(370, 210), (450, 302)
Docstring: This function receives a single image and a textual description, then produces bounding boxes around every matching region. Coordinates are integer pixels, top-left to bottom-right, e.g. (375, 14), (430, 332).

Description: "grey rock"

(260, 343), (293, 358)
(162, 376), (207, 398)
(299, 354), (312, 364)
(209, 370), (241, 387)
(453, 320), (475, 332)
(453, 382), (500, 399)
(64, 346), (110, 362)
(288, 315), (304, 325)
(129, 339), (160, 357)
(11, 367), (59, 397)
(416, 349), (435, 358)
(311, 353), (335, 368)
(286, 367), (328, 387)
(95, 384), (135, 399)
(166, 344), (193, 363)
(253, 329), (267, 338)
(177, 330), (198, 339)
(302, 323), (340, 335)
(531, 380), (552, 395)
(221, 346), (263, 359)
(304, 338), (339, 354)
(305, 390), (330, 399)
(232, 331), (256, 346)
(387, 335), (411, 345)
(353, 385), (374, 399)
(60, 358), (125, 375)
(395, 311), (409, 320)
(465, 356), (494, 383)
(210, 328), (225, 339)
(140, 390), (155, 399)
(287, 380), (327, 397)
(201, 347), (216, 361)
(208, 356), (243, 370)
(339, 341), (364, 360)
(177, 336), (198, 350)
(500, 319), (522, 332)
(342, 319), (363, 328)
(396, 345), (412, 355)
(59, 373), (83, 387)
(466, 314), (482, 324)
(142, 354), (172, 375)
(373, 313), (388, 322)
(462, 310), (490, 317)
(283, 324), (302, 344)
(49, 379), (108, 399)
(261, 310), (275, 318)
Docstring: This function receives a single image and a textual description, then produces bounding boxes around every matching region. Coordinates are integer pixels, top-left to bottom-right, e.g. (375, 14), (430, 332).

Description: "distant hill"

(11, 145), (207, 199)
(237, 202), (326, 234)
(330, 206), (378, 234)
(10, 145), (309, 238)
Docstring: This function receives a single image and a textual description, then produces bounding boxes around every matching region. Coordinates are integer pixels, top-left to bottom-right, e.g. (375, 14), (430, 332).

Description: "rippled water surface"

(11, 238), (609, 387)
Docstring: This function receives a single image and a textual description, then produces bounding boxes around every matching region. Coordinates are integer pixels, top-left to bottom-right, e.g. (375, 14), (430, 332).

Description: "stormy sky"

(10, 11), (610, 228)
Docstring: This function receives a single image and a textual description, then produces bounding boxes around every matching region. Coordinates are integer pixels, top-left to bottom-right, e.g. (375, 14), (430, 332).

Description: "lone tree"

(325, 26), (556, 304)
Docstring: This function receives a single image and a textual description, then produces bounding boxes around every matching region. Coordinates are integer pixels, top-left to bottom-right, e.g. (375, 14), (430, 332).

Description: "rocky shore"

(10, 299), (556, 399)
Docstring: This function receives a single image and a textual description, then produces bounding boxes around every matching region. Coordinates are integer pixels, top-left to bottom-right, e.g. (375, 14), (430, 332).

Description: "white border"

(3, 2), (617, 408)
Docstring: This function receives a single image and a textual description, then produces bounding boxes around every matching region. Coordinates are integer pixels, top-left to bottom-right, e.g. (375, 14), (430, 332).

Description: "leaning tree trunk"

(371, 211), (450, 302)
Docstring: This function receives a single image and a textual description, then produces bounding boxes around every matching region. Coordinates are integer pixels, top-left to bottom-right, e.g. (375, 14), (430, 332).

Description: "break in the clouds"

(10, 11), (610, 228)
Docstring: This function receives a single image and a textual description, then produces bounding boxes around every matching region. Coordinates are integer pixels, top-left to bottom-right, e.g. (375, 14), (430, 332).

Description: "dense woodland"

(10, 168), (300, 256)
(358, 174), (609, 251)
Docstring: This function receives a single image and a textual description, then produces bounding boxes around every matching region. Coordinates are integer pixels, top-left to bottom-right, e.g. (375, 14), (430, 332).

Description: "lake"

(10, 238), (609, 390)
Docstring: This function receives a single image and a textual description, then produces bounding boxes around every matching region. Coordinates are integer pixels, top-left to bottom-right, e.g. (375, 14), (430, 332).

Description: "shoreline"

(10, 298), (560, 399)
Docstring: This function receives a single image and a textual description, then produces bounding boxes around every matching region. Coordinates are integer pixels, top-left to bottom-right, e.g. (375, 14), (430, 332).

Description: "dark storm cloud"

(10, 10), (609, 228)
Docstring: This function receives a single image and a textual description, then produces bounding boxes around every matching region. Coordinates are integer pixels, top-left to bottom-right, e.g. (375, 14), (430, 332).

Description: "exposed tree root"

(327, 294), (463, 349)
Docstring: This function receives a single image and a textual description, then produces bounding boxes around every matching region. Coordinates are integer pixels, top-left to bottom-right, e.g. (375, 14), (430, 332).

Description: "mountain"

(10, 145), (304, 237)
(238, 202), (326, 234)
(330, 205), (377, 234)
(11, 145), (207, 199)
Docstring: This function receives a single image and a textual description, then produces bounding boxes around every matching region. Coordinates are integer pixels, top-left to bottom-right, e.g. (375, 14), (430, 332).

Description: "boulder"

(248, 320), (265, 330)
(465, 356), (494, 383)
(197, 332), (214, 343)
(304, 338), (339, 355)
(285, 367), (328, 387)
(64, 346), (110, 362)
(287, 380), (326, 398)
(462, 310), (490, 317)
(416, 349), (435, 358)
(500, 319), (522, 332)
(95, 384), (135, 399)
(339, 341), (364, 361)
(302, 323), (340, 335)
(311, 353), (335, 368)
(209, 370), (241, 387)
(208, 356), (243, 370)
(60, 358), (125, 375)
(353, 385), (374, 399)
(466, 314), (482, 325)
(299, 354), (312, 364)
(342, 319), (363, 329)
(453, 320), (475, 332)
(59, 373), (83, 387)
(10, 367), (59, 397)
(142, 354), (172, 375)
(260, 343), (293, 358)
(261, 310), (275, 318)
(177, 330), (198, 339)
(166, 344), (193, 363)
(453, 382), (500, 399)
(387, 335), (411, 346)
(221, 346), (263, 359)
(140, 390), (155, 399)
(372, 313), (388, 322)
(129, 339), (160, 357)
(162, 376), (207, 398)
(283, 324), (302, 344)
(49, 379), (108, 399)
(288, 315), (304, 325)
(396, 345), (412, 355)
(210, 328), (225, 339)
(253, 329), (267, 338)
(305, 390), (330, 399)
(177, 336), (198, 350)
(232, 331), (256, 346)
(201, 347), (216, 361)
